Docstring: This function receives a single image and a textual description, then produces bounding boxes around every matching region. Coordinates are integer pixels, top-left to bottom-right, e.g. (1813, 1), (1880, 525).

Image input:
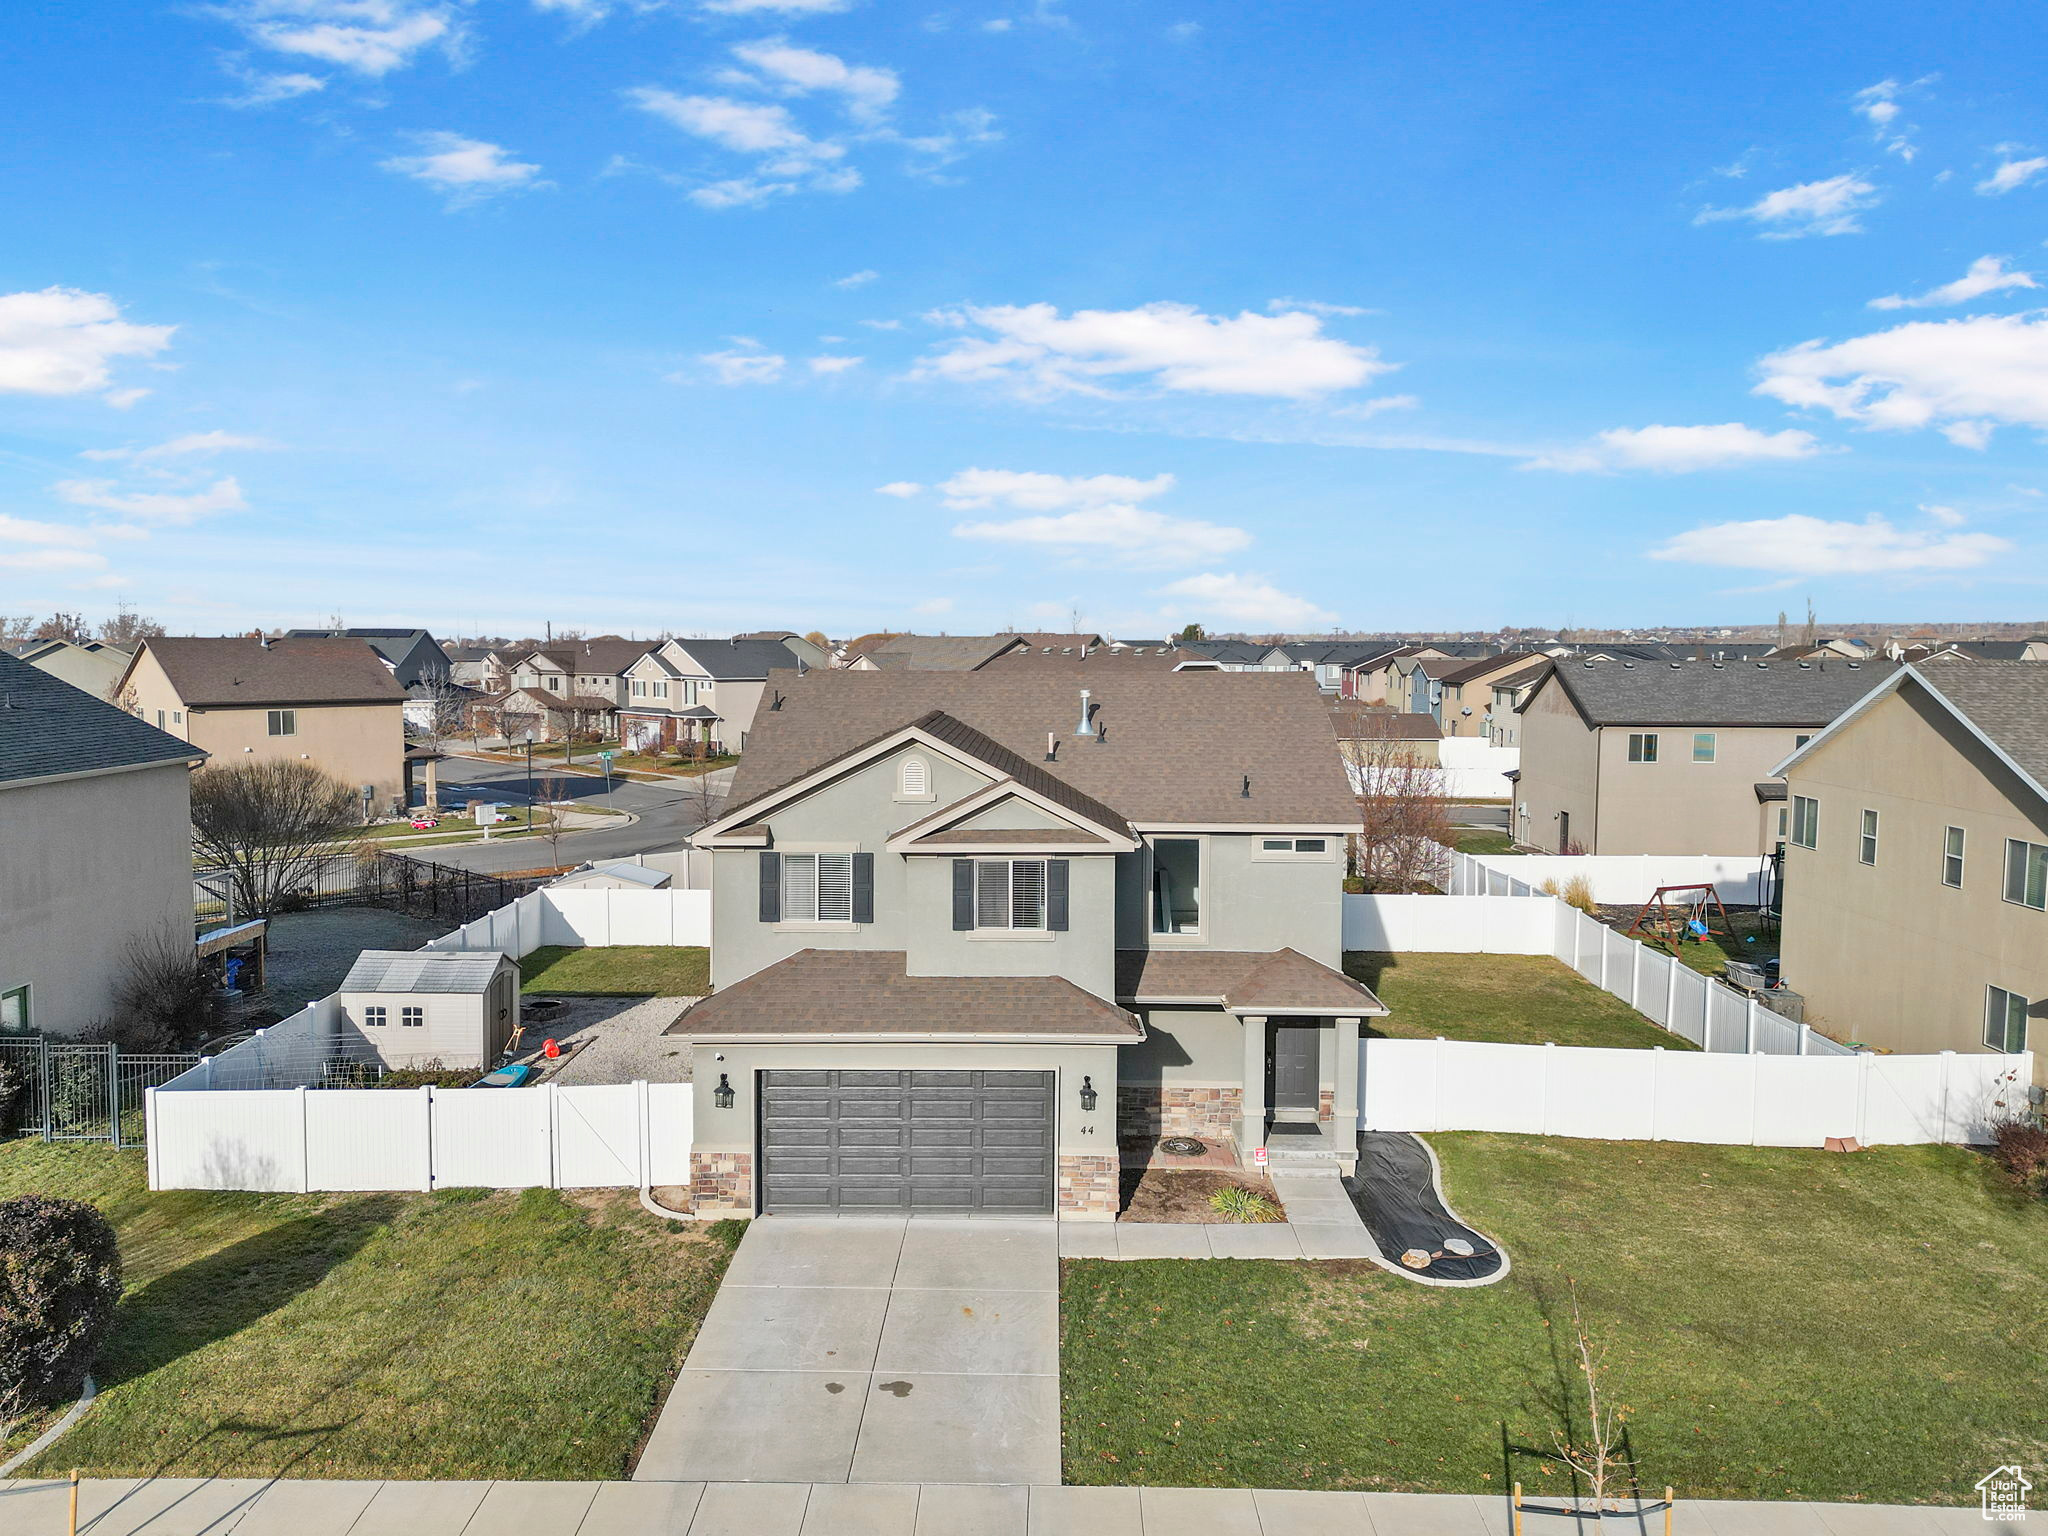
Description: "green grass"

(1062, 1135), (2048, 1504)
(519, 944), (710, 995)
(0, 1141), (742, 1479)
(1452, 829), (1516, 855)
(1346, 952), (1693, 1050)
(1658, 909), (1782, 978)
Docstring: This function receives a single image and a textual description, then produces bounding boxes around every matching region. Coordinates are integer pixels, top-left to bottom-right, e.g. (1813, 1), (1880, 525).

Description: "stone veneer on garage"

(1057, 1153), (1119, 1219)
(690, 1150), (754, 1215)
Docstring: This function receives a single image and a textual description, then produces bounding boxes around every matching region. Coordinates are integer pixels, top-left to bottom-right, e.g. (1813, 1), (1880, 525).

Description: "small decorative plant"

(1209, 1186), (1281, 1223)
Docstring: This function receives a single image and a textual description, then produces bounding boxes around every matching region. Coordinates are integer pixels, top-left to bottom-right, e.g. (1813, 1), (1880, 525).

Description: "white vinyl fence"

(427, 887), (711, 957)
(1447, 850), (1772, 905)
(1436, 737), (1519, 800)
(148, 1080), (694, 1193)
(1342, 889), (1854, 1058)
(1360, 1037), (2032, 1148)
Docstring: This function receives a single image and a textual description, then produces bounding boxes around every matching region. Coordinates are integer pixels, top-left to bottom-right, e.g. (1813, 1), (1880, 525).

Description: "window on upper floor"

(1791, 795), (1818, 849)
(1943, 827), (1966, 889)
(1150, 838), (1202, 935)
(2004, 839), (2048, 911)
(783, 852), (854, 924)
(1985, 985), (2031, 1053)
(976, 858), (1047, 930)
(545, 675), (561, 691)
(1627, 733), (1659, 763)
(1795, 733), (1813, 749)
(630, 680), (646, 698)
(1692, 732), (1718, 763)
(1859, 809), (1880, 866)
(267, 709), (296, 737)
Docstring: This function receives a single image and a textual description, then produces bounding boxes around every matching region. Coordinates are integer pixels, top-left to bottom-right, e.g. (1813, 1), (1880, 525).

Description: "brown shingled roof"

(1115, 948), (1386, 1014)
(667, 950), (1143, 1039)
(138, 636), (404, 708)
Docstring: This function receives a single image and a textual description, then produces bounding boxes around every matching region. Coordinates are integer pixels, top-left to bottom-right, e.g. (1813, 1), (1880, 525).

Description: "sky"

(5, 0), (2048, 639)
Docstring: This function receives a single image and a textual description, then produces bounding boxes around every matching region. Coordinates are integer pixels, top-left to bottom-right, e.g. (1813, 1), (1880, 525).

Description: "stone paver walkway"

(634, 1217), (1061, 1485)
(0, 1479), (1993, 1534)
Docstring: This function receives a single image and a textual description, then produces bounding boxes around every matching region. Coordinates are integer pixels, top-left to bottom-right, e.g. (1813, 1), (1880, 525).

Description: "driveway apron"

(635, 1217), (1061, 1486)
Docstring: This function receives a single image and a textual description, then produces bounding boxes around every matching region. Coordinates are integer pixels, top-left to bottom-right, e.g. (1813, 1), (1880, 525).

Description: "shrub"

(103, 926), (227, 1052)
(0, 1058), (26, 1140)
(1991, 1119), (2048, 1189)
(1208, 1186), (1281, 1224)
(1561, 874), (1599, 915)
(0, 1196), (123, 1417)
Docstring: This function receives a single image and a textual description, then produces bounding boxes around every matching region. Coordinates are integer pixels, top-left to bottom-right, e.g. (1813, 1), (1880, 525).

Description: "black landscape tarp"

(1346, 1132), (1506, 1284)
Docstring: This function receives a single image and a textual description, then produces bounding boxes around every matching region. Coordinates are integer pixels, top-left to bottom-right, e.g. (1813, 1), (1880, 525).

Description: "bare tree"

(92, 925), (228, 1052)
(673, 763), (726, 840)
(1550, 1281), (1631, 1513)
(1341, 716), (1453, 892)
(0, 615), (34, 643)
(191, 761), (366, 920)
(31, 611), (91, 644)
(408, 678), (473, 752)
(531, 772), (574, 869)
(98, 604), (165, 647)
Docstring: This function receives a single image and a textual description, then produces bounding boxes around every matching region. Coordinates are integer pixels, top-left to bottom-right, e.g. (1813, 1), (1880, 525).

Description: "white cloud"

(103, 387), (151, 409)
(1852, 80), (1916, 160)
(1922, 502), (1967, 526)
(54, 476), (247, 525)
(0, 547), (110, 574)
(1329, 394), (1419, 420)
(1155, 572), (1333, 629)
(875, 481), (923, 497)
(219, 1), (459, 77)
(382, 134), (546, 204)
(833, 269), (879, 288)
(81, 431), (275, 463)
(1978, 155), (2048, 195)
(916, 301), (1393, 399)
(700, 0), (850, 11)
(1870, 255), (2036, 311)
(218, 65), (327, 108)
(697, 347), (786, 384)
(729, 38), (898, 122)
(1650, 513), (2010, 575)
(0, 514), (101, 548)
(0, 288), (174, 399)
(860, 318), (902, 330)
(1266, 296), (1367, 317)
(912, 596), (954, 616)
(1165, 20), (1200, 40)
(808, 354), (863, 374)
(937, 468), (1176, 510)
(1696, 173), (1880, 238)
(1528, 423), (1824, 474)
(954, 505), (1252, 568)
(628, 88), (858, 206)
(1755, 311), (2048, 447)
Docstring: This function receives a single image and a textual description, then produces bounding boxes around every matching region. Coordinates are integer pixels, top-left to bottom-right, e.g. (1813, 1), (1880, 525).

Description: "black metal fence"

(195, 851), (542, 926)
(0, 1038), (200, 1151)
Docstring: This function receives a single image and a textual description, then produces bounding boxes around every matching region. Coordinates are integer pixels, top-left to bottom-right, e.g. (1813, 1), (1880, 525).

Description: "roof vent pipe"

(1076, 688), (1094, 738)
(1045, 732), (1058, 762)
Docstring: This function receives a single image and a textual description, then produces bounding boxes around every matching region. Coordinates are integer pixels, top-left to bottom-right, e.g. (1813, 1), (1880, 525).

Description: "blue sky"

(5, 0), (2048, 638)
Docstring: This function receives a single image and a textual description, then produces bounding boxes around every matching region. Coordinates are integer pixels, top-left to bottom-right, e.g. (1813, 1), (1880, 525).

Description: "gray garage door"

(758, 1069), (1055, 1214)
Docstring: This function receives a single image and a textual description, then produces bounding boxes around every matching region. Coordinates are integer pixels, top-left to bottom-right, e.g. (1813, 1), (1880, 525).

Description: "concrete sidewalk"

(0, 1478), (1990, 1534)
(1061, 1168), (1381, 1261)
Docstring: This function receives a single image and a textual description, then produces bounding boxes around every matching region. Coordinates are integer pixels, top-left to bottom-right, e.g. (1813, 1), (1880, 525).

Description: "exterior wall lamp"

(1078, 1076), (1098, 1113)
(714, 1073), (735, 1109)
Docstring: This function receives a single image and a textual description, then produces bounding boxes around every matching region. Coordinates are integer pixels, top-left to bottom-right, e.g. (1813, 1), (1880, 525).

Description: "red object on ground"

(543, 1038), (560, 1059)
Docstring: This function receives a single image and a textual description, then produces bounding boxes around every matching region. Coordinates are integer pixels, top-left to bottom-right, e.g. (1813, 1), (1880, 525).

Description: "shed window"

(401, 1006), (425, 1028)
(976, 859), (1047, 929)
(782, 852), (854, 924)
(1259, 837), (1328, 855)
(1627, 733), (1658, 763)
(363, 1006), (387, 1027)
(267, 709), (296, 737)
(2004, 839), (2048, 911)
(1985, 986), (2030, 1053)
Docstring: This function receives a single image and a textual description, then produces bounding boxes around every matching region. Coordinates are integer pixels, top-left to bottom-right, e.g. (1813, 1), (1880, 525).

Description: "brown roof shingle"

(1115, 948), (1386, 1014)
(139, 637), (405, 708)
(667, 950), (1143, 1038)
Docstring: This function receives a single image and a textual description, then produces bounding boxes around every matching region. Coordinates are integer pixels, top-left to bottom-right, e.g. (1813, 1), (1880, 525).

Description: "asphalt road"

(402, 753), (733, 874)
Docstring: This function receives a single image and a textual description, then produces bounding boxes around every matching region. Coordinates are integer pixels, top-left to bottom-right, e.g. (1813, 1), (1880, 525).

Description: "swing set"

(1625, 883), (1735, 955)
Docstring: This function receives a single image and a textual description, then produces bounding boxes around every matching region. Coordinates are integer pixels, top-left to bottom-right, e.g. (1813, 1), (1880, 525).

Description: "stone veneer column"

(1057, 1153), (1118, 1220)
(690, 1151), (754, 1215)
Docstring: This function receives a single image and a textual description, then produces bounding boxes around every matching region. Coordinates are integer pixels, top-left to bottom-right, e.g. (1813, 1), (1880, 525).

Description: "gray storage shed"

(334, 950), (521, 1071)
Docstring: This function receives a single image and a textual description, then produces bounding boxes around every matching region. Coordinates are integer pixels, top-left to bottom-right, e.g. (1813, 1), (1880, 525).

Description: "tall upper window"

(1790, 795), (1819, 849)
(782, 852), (854, 924)
(1691, 732), (1718, 764)
(1627, 733), (1659, 763)
(1859, 809), (1880, 866)
(267, 709), (296, 737)
(975, 859), (1047, 930)
(2004, 839), (2048, 911)
(1985, 986), (2030, 1053)
(1151, 838), (1202, 935)
(1943, 827), (1966, 889)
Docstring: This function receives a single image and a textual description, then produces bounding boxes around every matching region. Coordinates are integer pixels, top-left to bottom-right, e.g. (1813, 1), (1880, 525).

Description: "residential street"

(400, 753), (731, 874)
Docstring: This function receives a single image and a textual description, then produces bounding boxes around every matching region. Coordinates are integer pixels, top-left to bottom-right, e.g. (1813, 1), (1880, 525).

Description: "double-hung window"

(1627, 733), (1658, 763)
(1943, 827), (1966, 888)
(363, 1005), (387, 1027)
(1790, 795), (1819, 849)
(267, 709), (296, 737)
(1859, 809), (1880, 866)
(1691, 732), (1718, 764)
(975, 859), (1047, 930)
(1985, 986), (2030, 1053)
(781, 852), (854, 924)
(2005, 839), (2048, 910)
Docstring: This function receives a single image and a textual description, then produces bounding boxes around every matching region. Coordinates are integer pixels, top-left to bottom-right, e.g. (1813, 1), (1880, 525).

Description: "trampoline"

(1345, 1132), (1510, 1287)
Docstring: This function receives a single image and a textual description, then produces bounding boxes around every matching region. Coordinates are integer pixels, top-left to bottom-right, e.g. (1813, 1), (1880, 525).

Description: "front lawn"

(520, 944), (710, 996)
(0, 1142), (740, 1479)
(1062, 1135), (2048, 1504)
(1347, 951), (1691, 1050)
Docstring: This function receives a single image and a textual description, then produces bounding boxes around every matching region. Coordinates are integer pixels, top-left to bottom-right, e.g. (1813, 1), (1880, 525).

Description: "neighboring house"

(11, 638), (134, 700)
(1178, 639), (1276, 671)
(737, 630), (833, 669)
(1266, 642), (1407, 694)
(0, 652), (204, 1036)
(1486, 660), (1550, 748)
(284, 628), (451, 689)
(618, 635), (809, 754)
(842, 633), (1104, 671)
(1775, 661), (2048, 1084)
(670, 669), (1380, 1217)
(1434, 652), (1546, 737)
(1511, 656), (1894, 855)
(331, 950), (521, 1071)
(508, 637), (654, 708)
(979, 643), (1219, 673)
(446, 646), (514, 691)
(490, 687), (617, 745)
(117, 636), (410, 809)
(1328, 701), (1442, 765)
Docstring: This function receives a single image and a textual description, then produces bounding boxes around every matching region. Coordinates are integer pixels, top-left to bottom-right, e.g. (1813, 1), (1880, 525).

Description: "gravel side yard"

(253, 907), (446, 1011)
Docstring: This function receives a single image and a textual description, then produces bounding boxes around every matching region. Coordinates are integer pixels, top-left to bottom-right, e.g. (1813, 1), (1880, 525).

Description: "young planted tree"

(190, 760), (366, 920)
(1550, 1280), (1633, 1513)
(1343, 716), (1453, 892)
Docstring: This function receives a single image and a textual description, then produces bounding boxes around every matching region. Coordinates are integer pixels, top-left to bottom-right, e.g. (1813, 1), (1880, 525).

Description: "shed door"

(758, 1069), (1054, 1213)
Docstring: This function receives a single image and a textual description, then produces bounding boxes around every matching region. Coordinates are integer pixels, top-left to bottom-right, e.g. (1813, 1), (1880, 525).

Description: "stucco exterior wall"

(1121, 1005), (1242, 1084)
(1111, 834), (1344, 965)
(1588, 724), (1804, 856)
(902, 852), (1116, 996)
(0, 760), (195, 1035)
(1513, 677), (1601, 852)
(1780, 685), (2048, 1082)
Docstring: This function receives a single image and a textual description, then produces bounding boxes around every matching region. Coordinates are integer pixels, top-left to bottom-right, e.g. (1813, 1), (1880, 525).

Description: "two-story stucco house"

(1511, 656), (1894, 855)
(665, 669), (1381, 1218)
(1776, 659), (2048, 1084)
(618, 635), (810, 755)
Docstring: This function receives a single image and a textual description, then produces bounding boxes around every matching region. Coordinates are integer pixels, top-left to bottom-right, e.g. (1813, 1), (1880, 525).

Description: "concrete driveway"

(635, 1218), (1059, 1486)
